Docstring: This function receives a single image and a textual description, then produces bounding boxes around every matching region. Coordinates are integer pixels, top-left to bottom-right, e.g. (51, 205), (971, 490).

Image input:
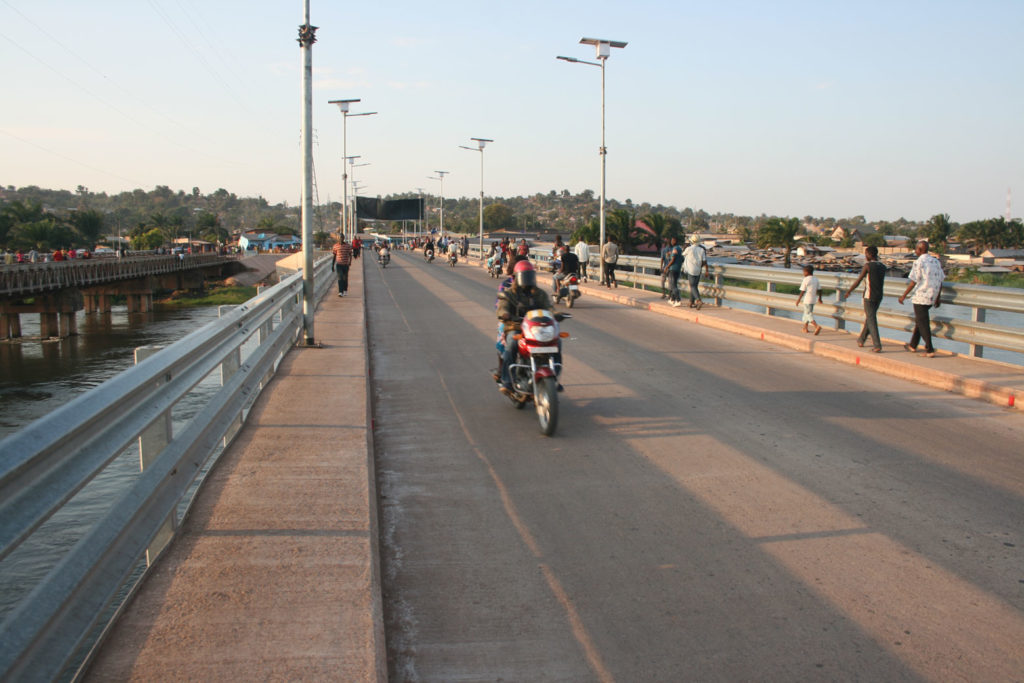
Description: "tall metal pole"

(478, 149), (484, 255)
(599, 56), (606, 282)
(438, 172), (447, 234)
(298, 0), (317, 346)
(342, 113), (349, 239)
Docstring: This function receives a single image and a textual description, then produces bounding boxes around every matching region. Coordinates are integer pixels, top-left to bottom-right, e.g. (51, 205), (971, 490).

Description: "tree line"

(3, 184), (1021, 257)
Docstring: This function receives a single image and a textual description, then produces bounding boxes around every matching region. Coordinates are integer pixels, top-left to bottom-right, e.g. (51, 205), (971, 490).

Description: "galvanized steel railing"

(0, 256), (333, 681)
(468, 244), (1024, 359)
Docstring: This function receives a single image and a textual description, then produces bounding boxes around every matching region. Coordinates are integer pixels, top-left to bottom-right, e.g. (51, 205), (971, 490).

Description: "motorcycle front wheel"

(535, 376), (559, 436)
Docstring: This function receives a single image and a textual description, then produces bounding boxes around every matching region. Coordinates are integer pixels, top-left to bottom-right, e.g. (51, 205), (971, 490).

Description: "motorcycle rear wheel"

(567, 294), (575, 308)
(535, 376), (559, 436)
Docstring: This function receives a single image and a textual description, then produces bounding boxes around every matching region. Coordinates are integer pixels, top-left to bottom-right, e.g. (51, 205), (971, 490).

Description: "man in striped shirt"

(332, 236), (353, 297)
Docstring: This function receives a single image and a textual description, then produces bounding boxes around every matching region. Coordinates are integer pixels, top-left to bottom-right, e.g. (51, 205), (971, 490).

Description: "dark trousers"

(602, 262), (616, 287)
(859, 298), (882, 350)
(335, 264), (350, 294)
(687, 274), (702, 304)
(667, 269), (681, 302)
(909, 303), (934, 352)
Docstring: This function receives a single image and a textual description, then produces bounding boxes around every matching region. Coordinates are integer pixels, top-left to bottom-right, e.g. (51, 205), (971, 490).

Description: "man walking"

(573, 238), (590, 282)
(682, 234), (711, 309)
(845, 245), (887, 352)
(898, 240), (944, 357)
(664, 237), (684, 306)
(332, 235), (353, 297)
(601, 236), (619, 288)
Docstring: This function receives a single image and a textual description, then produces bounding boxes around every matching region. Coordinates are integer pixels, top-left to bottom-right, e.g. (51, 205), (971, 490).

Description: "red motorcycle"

(502, 309), (570, 436)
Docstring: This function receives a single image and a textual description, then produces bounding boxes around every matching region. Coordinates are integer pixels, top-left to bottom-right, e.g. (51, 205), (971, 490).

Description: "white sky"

(1, 0), (1021, 223)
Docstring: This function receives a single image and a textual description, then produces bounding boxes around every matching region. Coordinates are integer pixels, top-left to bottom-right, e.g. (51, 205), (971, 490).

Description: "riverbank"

(155, 284), (257, 308)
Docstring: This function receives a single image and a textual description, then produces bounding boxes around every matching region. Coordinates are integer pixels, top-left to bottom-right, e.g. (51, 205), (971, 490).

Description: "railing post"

(134, 345), (176, 566)
(714, 271), (723, 307)
(766, 282), (776, 317)
(219, 306), (244, 446)
(970, 307), (986, 358)
(833, 283), (845, 331)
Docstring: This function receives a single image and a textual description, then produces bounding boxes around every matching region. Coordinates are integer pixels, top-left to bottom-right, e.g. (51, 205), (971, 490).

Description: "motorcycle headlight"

(532, 326), (557, 343)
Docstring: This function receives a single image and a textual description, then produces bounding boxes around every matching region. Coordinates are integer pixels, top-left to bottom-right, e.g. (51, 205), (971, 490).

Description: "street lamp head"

(328, 98), (360, 113)
(435, 170), (449, 177)
(557, 55), (579, 63)
(579, 37), (627, 59)
(349, 111), (378, 118)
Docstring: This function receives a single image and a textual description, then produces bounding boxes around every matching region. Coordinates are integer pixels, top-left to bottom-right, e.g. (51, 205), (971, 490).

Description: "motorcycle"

(378, 248), (390, 268)
(424, 249), (434, 263)
(555, 273), (582, 308)
(448, 251), (458, 267)
(488, 256), (505, 278)
(500, 309), (570, 436)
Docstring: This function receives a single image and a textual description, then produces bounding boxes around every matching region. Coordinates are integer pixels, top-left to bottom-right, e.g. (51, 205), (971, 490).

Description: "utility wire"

(148, 0), (253, 115)
(1, 0), (233, 153)
(0, 128), (143, 186)
(0, 29), (247, 169)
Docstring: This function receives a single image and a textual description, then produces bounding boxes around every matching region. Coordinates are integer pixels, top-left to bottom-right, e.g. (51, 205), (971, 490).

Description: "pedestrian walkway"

(85, 260), (385, 681)
(579, 277), (1024, 413)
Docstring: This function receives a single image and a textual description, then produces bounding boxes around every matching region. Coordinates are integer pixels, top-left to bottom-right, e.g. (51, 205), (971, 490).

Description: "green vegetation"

(3, 183), (1023, 258)
(946, 268), (1024, 289)
(155, 285), (258, 308)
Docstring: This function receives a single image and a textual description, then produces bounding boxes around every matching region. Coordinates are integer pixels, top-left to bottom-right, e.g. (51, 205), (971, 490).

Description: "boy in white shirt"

(796, 264), (823, 335)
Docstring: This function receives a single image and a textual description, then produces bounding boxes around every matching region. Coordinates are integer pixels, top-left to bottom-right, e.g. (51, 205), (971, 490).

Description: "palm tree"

(639, 213), (684, 253)
(925, 213), (952, 250)
(757, 216), (802, 268)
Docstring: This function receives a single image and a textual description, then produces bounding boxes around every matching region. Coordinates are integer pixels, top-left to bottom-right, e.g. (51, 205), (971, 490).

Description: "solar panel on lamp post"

(459, 138), (493, 257)
(557, 37), (627, 285)
(328, 99), (377, 239)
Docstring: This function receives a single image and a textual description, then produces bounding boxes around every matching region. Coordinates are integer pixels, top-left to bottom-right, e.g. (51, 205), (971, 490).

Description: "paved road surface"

(367, 251), (1024, 682)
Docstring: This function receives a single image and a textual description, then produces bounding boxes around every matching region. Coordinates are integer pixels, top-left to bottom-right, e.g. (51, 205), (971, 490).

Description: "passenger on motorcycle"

(496, 260), (557, 394)
(552, 246), (580, 297)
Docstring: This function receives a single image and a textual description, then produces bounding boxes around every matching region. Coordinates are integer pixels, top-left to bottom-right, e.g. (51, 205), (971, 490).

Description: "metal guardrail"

(0, 254), (235, 297)
(467, 244), (1024, 359)
(0, 256), (333, 681)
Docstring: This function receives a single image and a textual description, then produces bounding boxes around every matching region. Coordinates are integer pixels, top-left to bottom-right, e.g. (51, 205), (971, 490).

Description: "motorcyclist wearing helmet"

(496, 259), (556, 393)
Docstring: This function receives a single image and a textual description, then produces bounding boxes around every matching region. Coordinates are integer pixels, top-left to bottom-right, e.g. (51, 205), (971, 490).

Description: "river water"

(0, 305), (223, 630)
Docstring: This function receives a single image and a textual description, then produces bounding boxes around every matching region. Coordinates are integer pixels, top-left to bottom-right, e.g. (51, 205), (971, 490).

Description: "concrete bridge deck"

(84, 254), (1023, 680)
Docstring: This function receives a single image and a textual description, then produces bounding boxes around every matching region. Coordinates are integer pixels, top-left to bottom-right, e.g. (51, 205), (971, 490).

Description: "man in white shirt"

(898, 240), (944, 357)
(573, 239), (590, 282)
(682, 235), (712, 309)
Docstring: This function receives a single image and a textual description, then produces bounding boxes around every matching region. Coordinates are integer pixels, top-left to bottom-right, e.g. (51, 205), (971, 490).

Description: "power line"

(0, 128), (143, 186)
(148, 0), (253, 115)
(0, 30), (247, 169)
(1, 0), (237, 155)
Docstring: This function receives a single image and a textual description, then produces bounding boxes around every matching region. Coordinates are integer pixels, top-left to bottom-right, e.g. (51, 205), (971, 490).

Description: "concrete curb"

(358, 256), (389, 682)
(581, 283), (1021, 412)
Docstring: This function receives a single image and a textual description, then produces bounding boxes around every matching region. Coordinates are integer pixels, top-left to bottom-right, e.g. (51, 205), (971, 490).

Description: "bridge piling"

(0, 311), (20, 339)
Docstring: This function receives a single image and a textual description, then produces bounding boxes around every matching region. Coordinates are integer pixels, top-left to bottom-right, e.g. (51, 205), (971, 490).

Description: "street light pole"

(428, 171), (448, 235)
(558, 37), (627, 285)
(328, 99), (377, 240)
(460, 138), (492, 257)
(298, 0), (318, 345)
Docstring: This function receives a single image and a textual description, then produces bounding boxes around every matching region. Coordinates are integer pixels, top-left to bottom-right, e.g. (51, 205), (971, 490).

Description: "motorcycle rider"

(496, 260), (558, 395)
(424, 237), (435, 261)
(552, 246), (580, 301)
